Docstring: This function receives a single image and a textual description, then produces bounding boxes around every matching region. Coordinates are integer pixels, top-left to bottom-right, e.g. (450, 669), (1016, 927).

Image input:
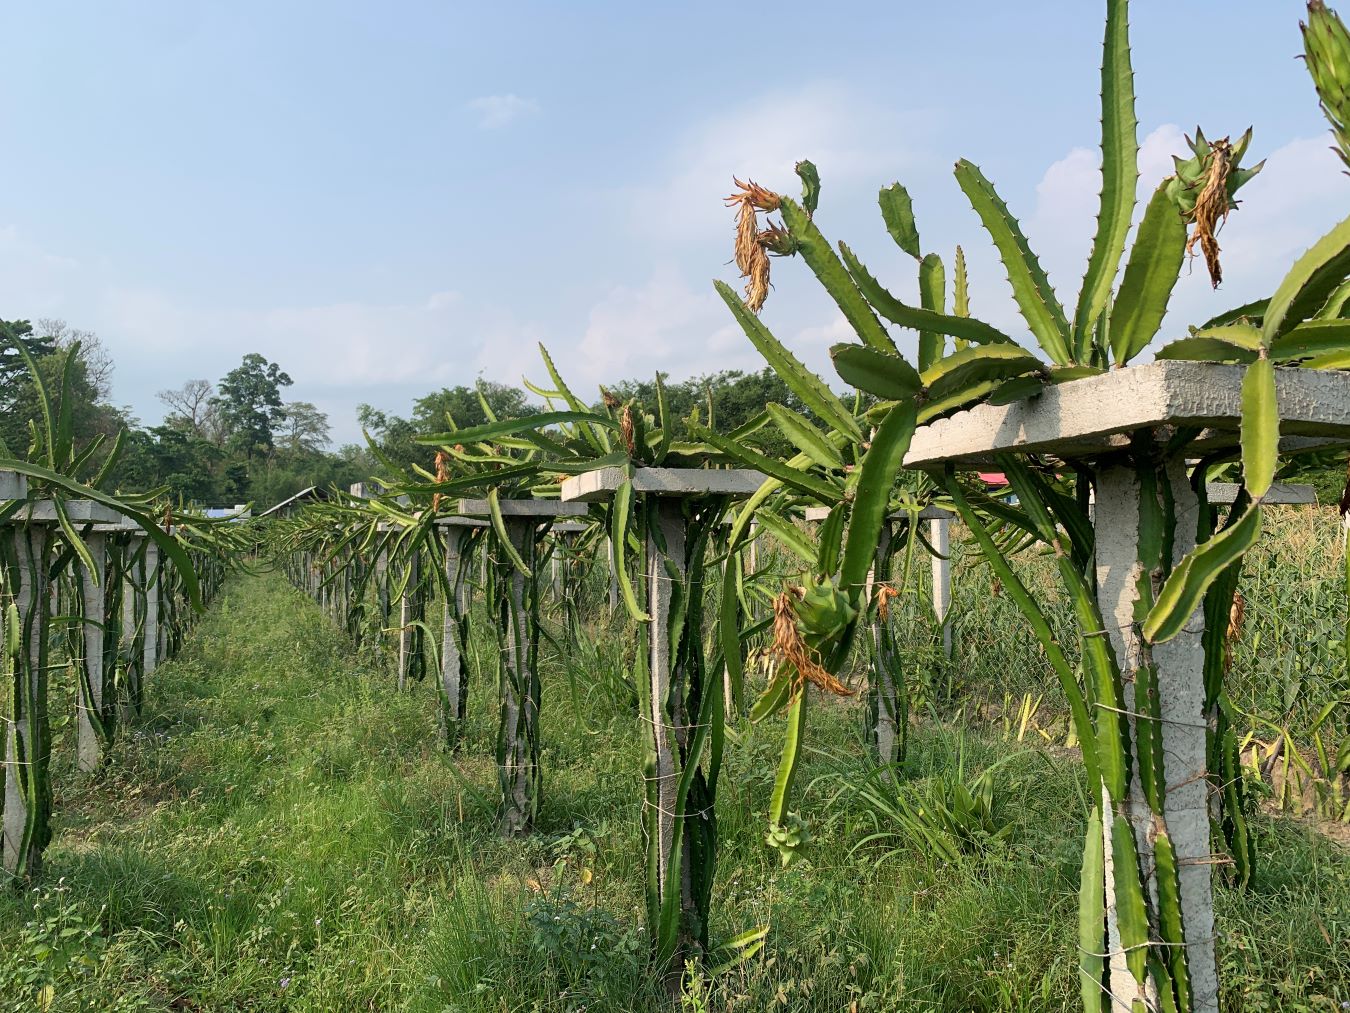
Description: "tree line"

(1, 318), (817, 508)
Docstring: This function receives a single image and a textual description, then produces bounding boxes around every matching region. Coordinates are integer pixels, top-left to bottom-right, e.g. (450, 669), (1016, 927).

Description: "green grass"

(2, 567), (1347, 1011)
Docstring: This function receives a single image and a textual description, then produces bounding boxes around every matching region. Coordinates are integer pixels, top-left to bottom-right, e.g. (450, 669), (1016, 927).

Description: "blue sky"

(1, 1), (1344, 444)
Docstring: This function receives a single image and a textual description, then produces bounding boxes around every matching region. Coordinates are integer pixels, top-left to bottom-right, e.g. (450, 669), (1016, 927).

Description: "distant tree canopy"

(602, 367), (822, 459)
(0, 319), (57, 413)
(212, 353), (293, 460)
(412, 381), (541, 433)
(0, 328), (364, 508)
(0, 317), (123, 464)
(357, 366), (835, 472)
(0, 315), (858, 508)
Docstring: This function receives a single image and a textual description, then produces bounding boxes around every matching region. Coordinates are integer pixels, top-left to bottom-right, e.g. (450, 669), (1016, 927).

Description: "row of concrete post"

(1, 471), (216, 882)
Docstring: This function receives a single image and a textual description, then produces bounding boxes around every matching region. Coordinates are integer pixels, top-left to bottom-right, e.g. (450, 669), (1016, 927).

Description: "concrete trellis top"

(89, 523), (146, 534)
(455, 497), (589, 519)
(551, 521), (589, 534)
(0, 470), (27, 500)
(560, 467), (767, 503)
(904, 362), (1350, 470)
(432, 515), (489, 528)
(802, 504), (954, 523)
(9, 500), (125, 525)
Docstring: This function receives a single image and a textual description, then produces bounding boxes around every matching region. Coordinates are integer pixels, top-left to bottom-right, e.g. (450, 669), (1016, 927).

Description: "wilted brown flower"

(432, 449), (452, 512)
(725, 176), (781, 213)
(1185, 136), (1235, 289)
(620, 404), (636, 457)
(770, 588), (852, 697)
(743, 240), (771, 313)
(757, 221), (796, 256)
(726, 177), (782, 313)
(1224, 589), (1246, 673)
(875, 584), (900, 622)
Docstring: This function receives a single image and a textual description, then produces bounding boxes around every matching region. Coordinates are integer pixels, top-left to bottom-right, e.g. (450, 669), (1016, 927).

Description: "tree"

(158, 379), (222, 442)
(357, 403), (421, 472)
(36, 318), (113, 399)
(0, 319), (56, 418)
(211, 354), (293, 461)
(0, 330), (116, 467)
(410, 382), (540, 433)
(276, 401), (330, 455)
(604, 367), (814, 457)
(114, 424), (225, 503)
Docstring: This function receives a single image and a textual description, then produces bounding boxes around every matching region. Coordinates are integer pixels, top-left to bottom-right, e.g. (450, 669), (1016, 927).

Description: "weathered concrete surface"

(143, 542), (160, 677)
(397, 550), (420, 691)
(498, 517), (539, 836)
(457, 498), (588, 518)
(561, 467), (765, 503)
(869, 523), (902, 766)
(3, 526), (50, 879)
(802, 505), (954, 523)
(906, 362), (1350, 469)
(930, 516), (953, 659)
(1206, 481), (1315, 505)
(77, 532), (108, 772)
(13, 501), (123, 524)
(120, 536), (144, 724)
(0, 471), (27, 500)
(1096, 461), (1218, 1013)
(644, 495), (706, 955)
(440, 532), (470, 743)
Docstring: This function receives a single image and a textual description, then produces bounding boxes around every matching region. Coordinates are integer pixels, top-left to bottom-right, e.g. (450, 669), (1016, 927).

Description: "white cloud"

(1001, 125), (1349, 351)
(570, 264), (759, 387)
(4, 109), (1344, 451)
(465, 93), (539, 130)
(0, 225), (85, 310)
(621, 81), (934, 241)
(792, 313), (854, 350)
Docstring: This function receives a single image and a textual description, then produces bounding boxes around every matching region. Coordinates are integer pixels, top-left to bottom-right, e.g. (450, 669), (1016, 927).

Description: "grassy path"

(1, 571), (1346, 1011)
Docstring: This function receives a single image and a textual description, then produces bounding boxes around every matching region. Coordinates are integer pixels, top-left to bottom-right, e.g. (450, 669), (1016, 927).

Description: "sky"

(1, 1), (1346, 445)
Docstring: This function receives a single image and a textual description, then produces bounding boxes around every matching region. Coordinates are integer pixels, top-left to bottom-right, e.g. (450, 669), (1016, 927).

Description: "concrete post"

(397, 549), (420, 691)
(870, 521), (902, 767)
(143, 541), (159, 678)
(498, 518), (539, 836)
(1096, 459), (1217, 1013)
(3, 525), (50, 880)
(930, 515), (953, 659)
(440, 531), (468, 744)
(157, 554), (170, 663)
(76, 531), (108, 773)
(120, 537), (141, 723)
(646, 496), (689, 935)
(375, 546), (390, 654)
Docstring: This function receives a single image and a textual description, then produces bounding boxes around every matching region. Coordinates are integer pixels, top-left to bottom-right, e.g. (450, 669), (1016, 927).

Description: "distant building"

(258, 487), (329, 519)
(202, 504), (252, 520)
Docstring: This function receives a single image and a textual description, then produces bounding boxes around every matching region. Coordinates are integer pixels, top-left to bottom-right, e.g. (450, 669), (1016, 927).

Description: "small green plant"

(524, 863), (644, 993)
(0, 882), (107, 1012)
(845, 745), (1021, 865)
